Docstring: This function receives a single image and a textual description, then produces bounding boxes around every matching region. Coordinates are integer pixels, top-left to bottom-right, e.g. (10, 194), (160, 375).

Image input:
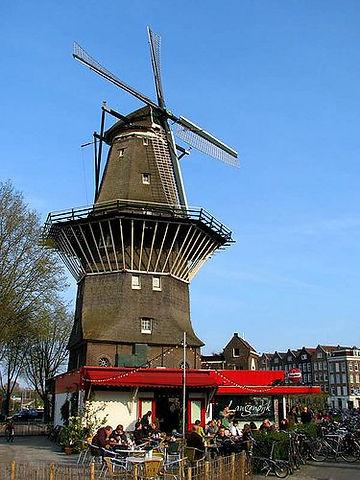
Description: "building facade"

(201, 333), (259, 370)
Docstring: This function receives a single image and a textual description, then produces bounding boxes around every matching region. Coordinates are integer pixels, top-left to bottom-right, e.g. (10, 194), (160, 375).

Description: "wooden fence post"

(89, 462), (95, 480)
(231, 453), (235, 480)
(49, 464), (55, 480)
(219, 457), (224, 479)
(205, 461), (210, 480)
(239, 451), (246, 480)
(10, 461), (16, 480)
(187, 466), (192, 480)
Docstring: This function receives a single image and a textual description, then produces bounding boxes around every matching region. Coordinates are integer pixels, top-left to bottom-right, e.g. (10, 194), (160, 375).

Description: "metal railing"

(43, 199), (233, 243)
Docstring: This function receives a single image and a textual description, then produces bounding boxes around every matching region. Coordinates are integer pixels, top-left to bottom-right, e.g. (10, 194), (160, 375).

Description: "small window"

(143, 138), (149, 146)
(152, 276), (161, 291)
(233, 348), (240, 358)
(99, 357), (111, 367)
(141, 318), (152, 334)
(142, 173), (151, 184)
(118, 148), (125, 157)
(131, 275), (141, 290)
(301, 354), (307, 360)
(317, 352), (323, 359)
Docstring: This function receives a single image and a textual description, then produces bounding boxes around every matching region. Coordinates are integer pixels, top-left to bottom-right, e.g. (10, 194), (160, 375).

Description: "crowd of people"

(90, 403), (335, 457)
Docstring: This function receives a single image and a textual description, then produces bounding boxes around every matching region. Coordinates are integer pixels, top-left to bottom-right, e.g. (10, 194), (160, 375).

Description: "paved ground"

(0, 436), (78, 464)
(254, 460), (360, 480)
(1, 437), (360, 479)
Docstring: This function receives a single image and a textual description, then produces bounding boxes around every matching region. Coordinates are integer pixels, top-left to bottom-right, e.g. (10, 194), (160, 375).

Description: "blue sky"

(1, 1), (360, 354)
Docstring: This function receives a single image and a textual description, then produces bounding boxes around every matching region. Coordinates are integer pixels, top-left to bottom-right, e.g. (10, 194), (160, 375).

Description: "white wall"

(54, 393), (68, 426)
(91, 390), (138, 431)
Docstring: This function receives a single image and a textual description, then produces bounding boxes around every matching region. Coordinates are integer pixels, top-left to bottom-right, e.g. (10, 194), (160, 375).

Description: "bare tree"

(25, 300), (72, 420)
(0, 181), (68, 415)
(0, 181), (66, 342)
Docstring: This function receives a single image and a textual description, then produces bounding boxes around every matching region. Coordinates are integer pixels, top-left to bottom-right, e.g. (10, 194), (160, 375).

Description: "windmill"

(43, 28), (237, 371)
(73, 27), (238, 206)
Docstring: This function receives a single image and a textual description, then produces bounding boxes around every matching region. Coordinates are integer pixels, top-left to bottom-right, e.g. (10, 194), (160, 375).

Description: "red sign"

(288, 368), (302, 383)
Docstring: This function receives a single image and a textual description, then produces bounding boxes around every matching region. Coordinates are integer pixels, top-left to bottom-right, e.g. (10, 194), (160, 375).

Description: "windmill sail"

(147, 27), (165, 108)
(175, 117), (239, 167)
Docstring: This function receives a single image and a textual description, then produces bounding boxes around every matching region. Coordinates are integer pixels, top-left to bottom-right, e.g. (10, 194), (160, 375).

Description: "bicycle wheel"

(274, 461), (289, 478)
(310, 440), (328, 462)
(340, 443), (359, 463)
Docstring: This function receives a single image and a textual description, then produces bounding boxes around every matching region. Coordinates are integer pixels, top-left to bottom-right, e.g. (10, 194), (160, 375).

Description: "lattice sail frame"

(43, 200), (233, 283)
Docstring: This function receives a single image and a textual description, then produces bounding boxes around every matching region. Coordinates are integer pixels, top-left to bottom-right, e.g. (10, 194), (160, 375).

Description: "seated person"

(110, 424), (129, 449)
(133, 421), (145, 445)
(92, 425), (113, 453)
(186, 426), (205, 460)
(229, 419), (242, 438)
(259, 418), (272, 432)
(194, 420), (205, 437)
(205, 419), (218, 436)
(214, 426), (236, 455)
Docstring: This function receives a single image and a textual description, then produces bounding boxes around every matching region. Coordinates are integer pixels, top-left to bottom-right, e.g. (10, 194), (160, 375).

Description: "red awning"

(81, 366), (218, 389)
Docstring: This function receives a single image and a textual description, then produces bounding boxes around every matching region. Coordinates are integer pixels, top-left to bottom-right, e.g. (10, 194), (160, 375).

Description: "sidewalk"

(0, 436), (78, 465)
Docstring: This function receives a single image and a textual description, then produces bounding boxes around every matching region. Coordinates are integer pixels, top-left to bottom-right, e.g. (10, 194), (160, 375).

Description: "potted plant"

(59, 416), (86, 454)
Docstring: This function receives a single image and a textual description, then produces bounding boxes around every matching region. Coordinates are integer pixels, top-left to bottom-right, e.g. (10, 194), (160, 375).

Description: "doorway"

(155, 391), (182, 433)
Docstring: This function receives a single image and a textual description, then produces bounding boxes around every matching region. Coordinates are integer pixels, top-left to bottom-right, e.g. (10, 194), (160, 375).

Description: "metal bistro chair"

(102, 457), (132, 479)
(137, 458), (163, 480)
(183, 447), (205, 466)
(163, 457), (187, 480)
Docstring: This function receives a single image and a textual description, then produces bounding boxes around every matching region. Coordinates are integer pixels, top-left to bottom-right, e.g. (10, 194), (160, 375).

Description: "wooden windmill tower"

(43, 28), (238, 370)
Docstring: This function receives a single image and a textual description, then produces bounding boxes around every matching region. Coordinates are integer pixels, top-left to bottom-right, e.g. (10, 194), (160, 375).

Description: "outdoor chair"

(163, 457), (187, 480)
(101, 457), (132, 479)
(137, 458), (163, 480)
(77, 445), (90, 465)
(184, 447), (206, 466)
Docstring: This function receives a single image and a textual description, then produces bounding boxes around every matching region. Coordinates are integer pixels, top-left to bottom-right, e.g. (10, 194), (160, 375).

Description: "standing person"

(140, 411), (152, 435)
(5, 419), (15, 443)
(300, 406), (313, 424)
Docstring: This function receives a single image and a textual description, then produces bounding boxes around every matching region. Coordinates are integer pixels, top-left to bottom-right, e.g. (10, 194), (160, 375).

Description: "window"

(350, 374), (354, 384)
(317, 352), (323, 359)
(141, 318), (153, 334)
(354, 364), (359, 371)
(152, 276), (161, 291)
(233, 348), (240, 358)
(143, 138), (149, 146)
(337, 386), (342, 396)
(343, 386), (348, 396)
(349, 364), (353, 371)
(336, 373), (341, 384)
(287, 356), (292, 361)
(307, 362), (311, 372)
(323, 362), (327, 370)
(324, 373), (328, 381)
(341, 362), (346, 373)
(314, 363), (318, 371)
(274, 358), (279, 364)
(131, 275), (141, 290)
(142, 173), (151, 184)
(335, 362), (340, 372)
(303, 374), (307, 383)
(314, 373), (318, 382)
(118, 148), (125, 157)
(330, 374), (334, 384)
(98, 357), (111, 367)
(301, 354), (307, 360)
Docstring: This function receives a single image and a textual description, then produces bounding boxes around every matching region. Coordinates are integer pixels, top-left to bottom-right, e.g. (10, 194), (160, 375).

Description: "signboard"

(213, 396), (274, 422)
